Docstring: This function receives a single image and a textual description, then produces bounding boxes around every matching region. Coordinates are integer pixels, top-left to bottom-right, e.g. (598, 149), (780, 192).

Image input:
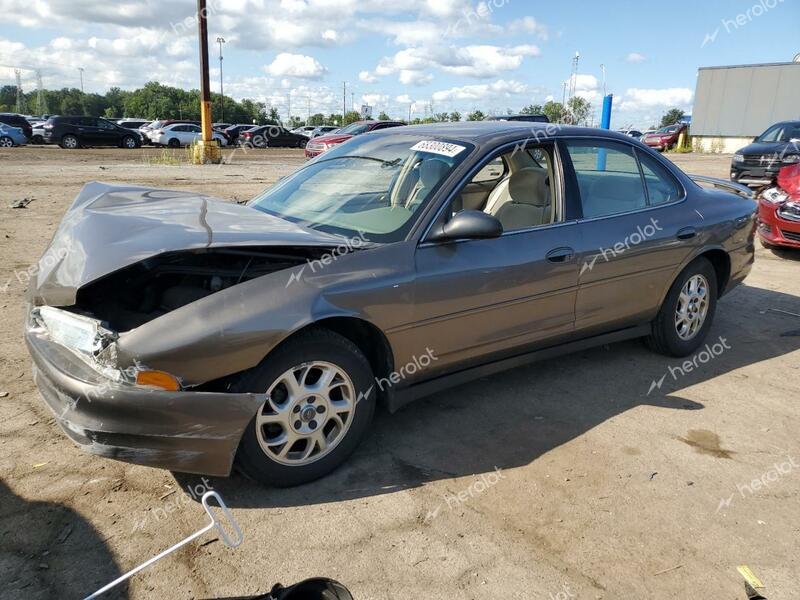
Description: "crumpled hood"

(31, 181), (344, 306)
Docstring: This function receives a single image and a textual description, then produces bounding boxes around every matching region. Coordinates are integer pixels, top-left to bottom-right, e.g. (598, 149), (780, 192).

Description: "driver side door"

(402, 142), (580, 376)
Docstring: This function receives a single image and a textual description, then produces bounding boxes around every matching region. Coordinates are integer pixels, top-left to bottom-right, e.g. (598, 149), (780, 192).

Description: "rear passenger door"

(561, 139), (694, 335)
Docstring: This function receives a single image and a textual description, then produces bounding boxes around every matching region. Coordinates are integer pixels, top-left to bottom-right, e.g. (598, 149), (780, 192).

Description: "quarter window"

(639, 153), (681, 205)
(564, 141), (647, 218)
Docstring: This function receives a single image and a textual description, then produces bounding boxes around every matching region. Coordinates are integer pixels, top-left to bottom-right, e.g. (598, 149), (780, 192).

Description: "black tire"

(122, 135), (138, 149)
(647, 257), (718, 357)
(0, 136), (13, 148)
(296, 138), (307, 149)
(167, 138), (181, 148)
(234, 328), (376, 487)
(60, 134), (79, 149)
(31, 135), (44, 145)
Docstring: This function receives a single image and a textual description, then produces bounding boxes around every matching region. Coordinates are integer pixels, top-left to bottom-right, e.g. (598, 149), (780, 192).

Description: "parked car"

(0, 123), (28, 147)
(757, 163), (800, 249)
(29, 122), (46, 144)
(25, 123), (756, 486)
(291, 126), (317, 137)
(149, 123), (228, 147)
(484, 114), (550, 123)
(310, 126), (339, 138)
(618, 129), (643, 139)
(304, 120), (405, 158)
(642, 124), (688, 151)
(117, 119), (150, 130)
(0, 112), (33, 139)
(43, 116), (142, 149)
(731, 120), (800, 189)
(238, 125), (308, 148)
(222, 124), (257, 145)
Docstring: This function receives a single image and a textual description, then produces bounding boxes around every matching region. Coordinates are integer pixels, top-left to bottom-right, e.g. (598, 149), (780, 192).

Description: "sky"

(0, 0), (798, 128)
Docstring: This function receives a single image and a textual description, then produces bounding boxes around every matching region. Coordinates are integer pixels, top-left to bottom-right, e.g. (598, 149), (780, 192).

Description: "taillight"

(243, 132), (253, 138)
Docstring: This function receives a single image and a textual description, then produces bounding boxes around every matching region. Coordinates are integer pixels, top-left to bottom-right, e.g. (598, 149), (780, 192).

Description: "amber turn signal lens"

(135, 370), (181, 391)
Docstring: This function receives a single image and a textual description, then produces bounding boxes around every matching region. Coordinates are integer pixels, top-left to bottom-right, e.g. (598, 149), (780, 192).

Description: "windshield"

(250, 134), (474, 243)
(757, 123), (800, 143)
(336, 122), (371, 136)
(656, 125), (680, 134)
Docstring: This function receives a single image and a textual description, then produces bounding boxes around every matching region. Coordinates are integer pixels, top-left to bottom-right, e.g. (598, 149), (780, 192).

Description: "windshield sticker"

(410, 140), (466, 158)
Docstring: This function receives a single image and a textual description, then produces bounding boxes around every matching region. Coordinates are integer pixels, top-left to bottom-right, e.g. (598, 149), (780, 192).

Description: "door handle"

(546, 247), (575, 263)
(676, 227), (697, 240)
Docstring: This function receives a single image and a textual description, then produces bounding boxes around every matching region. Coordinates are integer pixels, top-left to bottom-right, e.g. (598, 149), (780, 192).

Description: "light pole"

(78, 67), (84, 93)
(216, 37), (226, 123)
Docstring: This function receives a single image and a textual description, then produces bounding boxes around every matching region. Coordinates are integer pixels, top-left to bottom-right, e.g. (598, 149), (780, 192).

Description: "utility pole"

(216, 37), (226, 123)
(287, 93), (292, 125)
(35, 70), (47, 115)
(14, 70), (25, 113)
(192, 0), (221, 163)
(351, 92), (355, 116)
(342, 81), (347, 123)
(78, 67), (84, 93)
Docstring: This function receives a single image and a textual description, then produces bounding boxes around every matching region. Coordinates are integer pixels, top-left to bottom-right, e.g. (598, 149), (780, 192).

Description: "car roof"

(371, 121), (639, 146)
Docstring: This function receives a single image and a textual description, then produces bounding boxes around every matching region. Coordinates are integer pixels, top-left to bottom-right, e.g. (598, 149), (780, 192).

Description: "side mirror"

(427, 210), (503, 243)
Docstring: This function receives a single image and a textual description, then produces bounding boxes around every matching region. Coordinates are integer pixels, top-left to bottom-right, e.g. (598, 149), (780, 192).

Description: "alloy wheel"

(255, 361), (356, 466)
(0, 137), (13, 147)
(675, 274), (709, 341)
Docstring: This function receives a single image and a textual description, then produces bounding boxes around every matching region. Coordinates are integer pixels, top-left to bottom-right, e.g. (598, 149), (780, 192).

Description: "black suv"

(731, 120), (800, 188)
(43, 116), (142, 149)
(0, 113), (33, 139)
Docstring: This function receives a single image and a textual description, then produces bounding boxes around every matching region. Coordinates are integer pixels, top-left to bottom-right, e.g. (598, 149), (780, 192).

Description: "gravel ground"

(0, 146), (798, 600)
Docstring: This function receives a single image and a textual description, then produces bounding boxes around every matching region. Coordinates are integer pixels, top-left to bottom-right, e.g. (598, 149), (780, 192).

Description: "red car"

(304, 120), (405, 159)
(757, 164), (800, 249)
(642, 123), (688, 151)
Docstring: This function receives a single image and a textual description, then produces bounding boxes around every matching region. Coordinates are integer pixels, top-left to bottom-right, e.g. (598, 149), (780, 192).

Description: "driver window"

(450, 144), (558, 233)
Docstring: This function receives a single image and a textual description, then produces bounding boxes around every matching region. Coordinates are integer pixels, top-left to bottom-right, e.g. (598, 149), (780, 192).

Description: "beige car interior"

(453, 146), (558, 232)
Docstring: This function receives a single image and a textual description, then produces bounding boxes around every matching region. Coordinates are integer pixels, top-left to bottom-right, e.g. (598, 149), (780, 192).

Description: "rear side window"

(564, 140), (647, 218)
(638, 153), (682, 205)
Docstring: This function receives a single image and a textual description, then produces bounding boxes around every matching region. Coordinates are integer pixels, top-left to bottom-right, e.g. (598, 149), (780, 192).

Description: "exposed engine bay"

(72, 246), (328, 331)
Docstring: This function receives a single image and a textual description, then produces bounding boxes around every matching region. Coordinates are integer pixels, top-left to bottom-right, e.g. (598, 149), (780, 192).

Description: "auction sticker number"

(410, 140), (466, 158)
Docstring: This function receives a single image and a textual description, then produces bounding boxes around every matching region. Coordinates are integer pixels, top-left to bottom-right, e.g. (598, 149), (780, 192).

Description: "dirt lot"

(1, 146), (798, 600)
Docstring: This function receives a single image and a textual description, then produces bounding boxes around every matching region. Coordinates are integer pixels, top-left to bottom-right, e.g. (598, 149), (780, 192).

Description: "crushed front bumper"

(26, 329), (264, 476)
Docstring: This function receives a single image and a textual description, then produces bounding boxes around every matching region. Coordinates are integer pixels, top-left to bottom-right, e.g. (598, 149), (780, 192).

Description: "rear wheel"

(234, 329), (376, 487)
(0, 136), (13, 148)
(647, 257), (718, 357)
(296, 138), (307, 149)
(122, 135), (137, 149)
(167, 138), (181, 148)
(31, 135), (44, 144)
(60, 134), (79, 149)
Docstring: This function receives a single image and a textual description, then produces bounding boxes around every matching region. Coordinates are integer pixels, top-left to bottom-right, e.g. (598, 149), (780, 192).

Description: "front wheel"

(0, 136), (13, 148)
(234, 329), (376, 487)
(122, 135), (138, 149)
(647, 257), (718, 357)
(60, 134), (79, 149)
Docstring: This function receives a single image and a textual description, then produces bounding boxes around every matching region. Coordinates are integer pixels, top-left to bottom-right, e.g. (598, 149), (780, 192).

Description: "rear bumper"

(26, 329), (263, 476)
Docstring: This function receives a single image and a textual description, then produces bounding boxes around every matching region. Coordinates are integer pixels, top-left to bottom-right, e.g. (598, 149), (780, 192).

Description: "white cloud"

(432, 79), (528, 102)
(626, 52), (647, 63)
(618, 87), (694, 111)
(359, 70), (377, 83)
(265, 53), (327, 79)
(508, 16), (549, 40)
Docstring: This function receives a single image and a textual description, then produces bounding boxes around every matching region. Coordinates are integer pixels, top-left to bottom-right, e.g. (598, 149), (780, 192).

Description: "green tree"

(449, 111), (461, 122)
(541, 101), (565, 123)
(433, 112), (450, 122)
(521, 104), (543, 115)
(378, 111), (391, 120)
(342, 110), (361, 125)
(660, 108), (685, 128)
(307, 113), (326, 126)
(466, 110), (485, 121)
(566, 96), (591, 125)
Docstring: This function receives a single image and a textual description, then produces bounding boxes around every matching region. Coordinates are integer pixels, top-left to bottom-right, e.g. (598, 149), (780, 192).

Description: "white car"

(149, 123), (228, 148)
(291, 125), (317, 138)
